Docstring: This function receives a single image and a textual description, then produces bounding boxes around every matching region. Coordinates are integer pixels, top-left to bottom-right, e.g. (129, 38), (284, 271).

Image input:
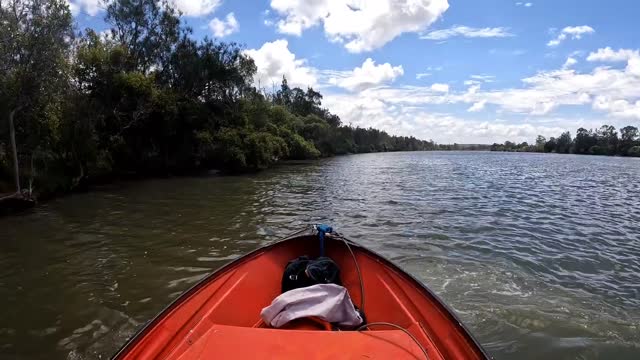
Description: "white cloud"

(547, 40), (560, 47)
(208, 13), (239, 38)
(320, 46), (640, 121)
(170, 0), (221, 16)
(547, 25), (594, 47)
(269, 0), (450, 52)
(244, 39), (317, 89)
(322, 92), (569, 143)
(421, 26), (513, 40)
(470, 74), (495, 82)
(562, 57), (577, 69)
(467, 100), (487, 112)
(516, 2), (533, 7)
(408, 117), (566, 144)
(67, 0), (102, 16)
(593, 96), (640, 119)
(562, 26), (595, 38)
(586, 47), (639, 62)
(326, 58), (403, 92)
(627, 56), (640, 76)
(430, 83), (449, 92)
(319, 50), (640, 142)
(416, 73), (432, 80)
(98, 29), (114, 42)
(587, 47), (640, 76)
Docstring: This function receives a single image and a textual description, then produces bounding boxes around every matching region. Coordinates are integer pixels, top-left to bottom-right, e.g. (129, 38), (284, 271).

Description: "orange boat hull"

(114, 234), (489, 359)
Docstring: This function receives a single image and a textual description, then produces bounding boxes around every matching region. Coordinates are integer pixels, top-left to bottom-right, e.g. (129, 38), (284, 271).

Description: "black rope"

(337, 234), (365, 312)
(357, 322), (430, 359)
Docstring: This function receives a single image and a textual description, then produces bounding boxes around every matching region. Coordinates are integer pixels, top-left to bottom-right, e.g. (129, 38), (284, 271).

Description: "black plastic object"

(281, 256), (342, 293)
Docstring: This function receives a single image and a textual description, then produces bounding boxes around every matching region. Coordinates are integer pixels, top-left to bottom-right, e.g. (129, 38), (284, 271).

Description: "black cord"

(338, 235), (365, 312)
(357, 322), (430, 359)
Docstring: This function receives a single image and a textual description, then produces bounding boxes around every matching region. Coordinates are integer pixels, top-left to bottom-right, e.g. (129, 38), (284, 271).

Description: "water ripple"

(1, 152), (639, 359)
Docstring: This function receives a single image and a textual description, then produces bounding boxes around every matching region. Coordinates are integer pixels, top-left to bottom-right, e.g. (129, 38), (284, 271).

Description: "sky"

(70, 0), (640, 144)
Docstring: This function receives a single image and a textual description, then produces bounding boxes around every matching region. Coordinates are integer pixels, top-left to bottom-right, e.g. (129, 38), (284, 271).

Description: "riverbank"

(0, 153), (403, 216)
(0, 192), (36, 216)
(489, 125), (640, 156)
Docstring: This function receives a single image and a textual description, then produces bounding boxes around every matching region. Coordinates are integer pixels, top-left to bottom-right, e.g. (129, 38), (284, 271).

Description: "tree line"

(0, 0), (435, 199)
(490, 125), (640, 156)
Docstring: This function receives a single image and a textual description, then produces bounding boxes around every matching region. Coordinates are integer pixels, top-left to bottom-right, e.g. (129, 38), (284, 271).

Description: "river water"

(1, 151), (639, 359)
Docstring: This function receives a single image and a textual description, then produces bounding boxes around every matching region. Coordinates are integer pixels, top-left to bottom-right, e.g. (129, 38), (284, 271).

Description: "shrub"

(628, 146), (640, 157)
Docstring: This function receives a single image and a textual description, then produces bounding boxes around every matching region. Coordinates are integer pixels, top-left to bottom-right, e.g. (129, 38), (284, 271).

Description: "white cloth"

(261, 284), (363, 328)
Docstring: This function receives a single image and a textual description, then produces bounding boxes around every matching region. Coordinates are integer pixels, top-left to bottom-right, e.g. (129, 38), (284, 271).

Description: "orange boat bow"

(113, 234), (489, 359)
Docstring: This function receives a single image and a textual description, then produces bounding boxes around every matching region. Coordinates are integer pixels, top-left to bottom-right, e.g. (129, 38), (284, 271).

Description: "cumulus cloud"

(470, 74), (495, 82)
(321, 46), (640, 125)
(627, 56), (640, 76)
(170, 0), (221, 16)
(269, 0), (449, 52)
(67, 0), (102, 16)
(322, 93), (569, 143)
(326, 58), (404, 92)
(562, 57), (577, 69)
(587, 47), (639, 62)
(209, 13), (239, 37)
(409, 116), (566, 144)
(587, 47), (640, 76)
(430, 83), (449, 92)
(515, 2), (533, 7)
(593, 96), (640, 119)
(467, 100), (487, 112)
(547, 25), (594, 47)
(244, 39), (317, 89)
(421, 26), (513, 40)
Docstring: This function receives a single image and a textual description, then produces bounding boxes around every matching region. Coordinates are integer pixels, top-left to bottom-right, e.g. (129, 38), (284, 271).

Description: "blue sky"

(70, 0), (640, 144)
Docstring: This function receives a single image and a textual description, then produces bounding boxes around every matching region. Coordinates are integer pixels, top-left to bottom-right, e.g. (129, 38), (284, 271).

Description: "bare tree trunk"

(8, 108), (20, 194)
(28, 151), (35, 196)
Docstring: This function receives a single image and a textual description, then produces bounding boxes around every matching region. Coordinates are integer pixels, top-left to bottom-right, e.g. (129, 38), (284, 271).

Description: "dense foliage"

(490, 125), (640, 156)
(0, 0), (434, 198)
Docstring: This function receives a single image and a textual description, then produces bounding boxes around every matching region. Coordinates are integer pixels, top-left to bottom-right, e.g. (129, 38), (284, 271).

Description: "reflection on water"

(1, 151), (639, 359)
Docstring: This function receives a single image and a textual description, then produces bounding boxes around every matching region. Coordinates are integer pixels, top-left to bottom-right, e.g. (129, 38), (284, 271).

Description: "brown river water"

(1, 151), (639, 359)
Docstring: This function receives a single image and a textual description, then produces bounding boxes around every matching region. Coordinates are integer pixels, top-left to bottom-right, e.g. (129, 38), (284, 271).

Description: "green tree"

(619, 126), (639, 156)
(245, 132), (287, 169)
(0, 0), (440, 204)
(555, 131), (572, 153)
(275, 76), (292, 108)
(574, 128), (597, 154)
(628, 146), (640, 157)
(596, 125), (618, 155)
(105, 0), (181, 73)
(544, 137), (557, 153)
(0, 0), (73, 194)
